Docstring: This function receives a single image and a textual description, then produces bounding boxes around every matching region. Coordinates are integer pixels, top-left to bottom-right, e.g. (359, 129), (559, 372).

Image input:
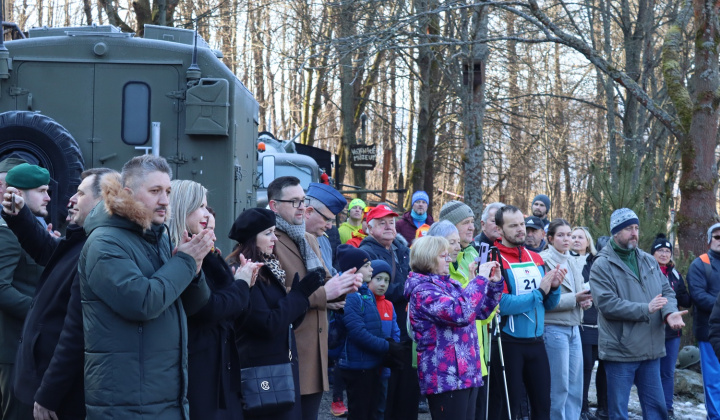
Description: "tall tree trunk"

(663, 0), (720, 256)
(462, 4), (488, 227)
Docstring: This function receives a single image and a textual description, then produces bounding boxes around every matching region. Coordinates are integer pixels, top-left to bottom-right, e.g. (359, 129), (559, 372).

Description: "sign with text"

(350, 144), (377, 169)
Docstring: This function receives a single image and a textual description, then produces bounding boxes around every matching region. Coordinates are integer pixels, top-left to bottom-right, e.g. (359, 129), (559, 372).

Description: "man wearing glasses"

(267, 176), (362, 420)
(590, 208), (685, 420)
(304, 182), (346, 276)
(688, 222), (720, 420)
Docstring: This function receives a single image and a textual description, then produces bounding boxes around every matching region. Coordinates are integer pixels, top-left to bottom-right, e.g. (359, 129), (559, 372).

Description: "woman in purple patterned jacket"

(404, 235), (504, 420)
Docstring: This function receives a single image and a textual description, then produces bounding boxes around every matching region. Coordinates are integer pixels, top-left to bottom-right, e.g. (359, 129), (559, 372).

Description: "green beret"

(0, 157), (28, 174)
(6, 163), (50, 189)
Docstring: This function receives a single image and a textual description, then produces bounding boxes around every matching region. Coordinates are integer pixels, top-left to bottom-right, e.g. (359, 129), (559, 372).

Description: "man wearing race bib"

(488, 205), (563, 420)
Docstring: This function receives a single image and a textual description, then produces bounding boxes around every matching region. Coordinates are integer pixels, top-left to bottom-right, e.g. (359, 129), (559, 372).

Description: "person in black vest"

(4, 168), (113, 420)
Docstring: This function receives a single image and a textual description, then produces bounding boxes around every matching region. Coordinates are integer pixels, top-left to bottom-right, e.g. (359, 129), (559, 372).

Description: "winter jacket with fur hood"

(78, 174), (210, 419)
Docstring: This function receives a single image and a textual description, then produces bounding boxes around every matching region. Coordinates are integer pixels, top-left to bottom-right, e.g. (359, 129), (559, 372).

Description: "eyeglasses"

(313, 208), (334, 223)
(275, 198), (309, 208)
(713, 235), (720, 241)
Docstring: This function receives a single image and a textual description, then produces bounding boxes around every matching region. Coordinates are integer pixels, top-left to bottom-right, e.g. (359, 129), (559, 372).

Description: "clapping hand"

(232, 253), (263, 287)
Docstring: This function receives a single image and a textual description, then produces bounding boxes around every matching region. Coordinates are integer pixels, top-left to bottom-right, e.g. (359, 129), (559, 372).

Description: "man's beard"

(533, 209), (545, 218)
(505, 233), (525, 246)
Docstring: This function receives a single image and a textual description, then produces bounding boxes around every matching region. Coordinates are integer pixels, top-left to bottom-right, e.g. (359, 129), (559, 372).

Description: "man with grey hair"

(590, 208), (686, 420)
(475, 201), (505, 248)
(78, 155), (213, 419)
(687, 222), (720, 419)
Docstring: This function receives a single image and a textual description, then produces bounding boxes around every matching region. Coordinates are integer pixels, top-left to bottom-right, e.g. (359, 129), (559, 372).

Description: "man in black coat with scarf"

(2, 168), (114, 420)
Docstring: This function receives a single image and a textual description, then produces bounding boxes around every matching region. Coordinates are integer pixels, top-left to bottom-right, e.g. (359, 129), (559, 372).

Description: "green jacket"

(589, 243), (677, 362)
(0, 218), (43, 363)
(79, 180), (210, 420)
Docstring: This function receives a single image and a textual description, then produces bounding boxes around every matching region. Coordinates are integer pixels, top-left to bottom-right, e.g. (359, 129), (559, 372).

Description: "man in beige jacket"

(268, 176), (361, 420)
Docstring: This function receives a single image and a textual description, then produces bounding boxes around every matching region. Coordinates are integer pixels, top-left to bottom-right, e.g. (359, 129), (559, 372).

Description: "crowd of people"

(0, 154), (717, 420)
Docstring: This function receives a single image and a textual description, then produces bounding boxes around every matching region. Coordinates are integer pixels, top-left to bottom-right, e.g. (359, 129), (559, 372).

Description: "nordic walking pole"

(485, 318), (493, 420)
(495, 316), (512, 418)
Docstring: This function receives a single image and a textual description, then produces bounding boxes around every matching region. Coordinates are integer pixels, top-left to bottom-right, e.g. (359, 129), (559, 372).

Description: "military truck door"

(15, 61), (95, 161)
(92, 64), (181, 170)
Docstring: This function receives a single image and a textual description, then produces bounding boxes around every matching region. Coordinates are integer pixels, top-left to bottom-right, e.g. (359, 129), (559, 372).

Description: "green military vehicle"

(0, 23), (321, 253)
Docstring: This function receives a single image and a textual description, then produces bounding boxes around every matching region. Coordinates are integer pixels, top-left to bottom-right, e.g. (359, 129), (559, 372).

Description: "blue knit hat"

(336, 244), (371, 272)
(610, 208), (639, 235)
(370, 259), (391, 278)
(412, 191), (430, 206)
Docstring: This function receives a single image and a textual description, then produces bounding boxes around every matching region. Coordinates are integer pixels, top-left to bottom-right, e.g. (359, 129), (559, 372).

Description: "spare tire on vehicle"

(0, 111), (84, 230)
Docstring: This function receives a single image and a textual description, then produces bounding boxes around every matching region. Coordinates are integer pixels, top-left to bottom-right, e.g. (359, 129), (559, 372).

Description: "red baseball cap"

(366, 204), (398, 222)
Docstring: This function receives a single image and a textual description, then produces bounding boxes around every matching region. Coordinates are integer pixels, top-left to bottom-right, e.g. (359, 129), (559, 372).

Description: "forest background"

(4, 0), (720, 262)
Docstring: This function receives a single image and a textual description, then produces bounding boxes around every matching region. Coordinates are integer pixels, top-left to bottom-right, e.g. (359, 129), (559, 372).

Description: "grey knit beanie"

(532, 194), (551, 211)
(439, 200), (474, 226)
(707, 223), (720, 244)
(610, 208), (639, 235)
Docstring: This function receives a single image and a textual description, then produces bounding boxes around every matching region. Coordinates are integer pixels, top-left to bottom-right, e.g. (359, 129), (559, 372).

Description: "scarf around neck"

(274, 213), (324, 271)
(411, 210), (427, 227)
(262, 253), (287, 286)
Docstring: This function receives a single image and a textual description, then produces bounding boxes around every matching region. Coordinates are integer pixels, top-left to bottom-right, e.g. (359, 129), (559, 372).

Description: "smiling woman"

(168, 179), (256, 420)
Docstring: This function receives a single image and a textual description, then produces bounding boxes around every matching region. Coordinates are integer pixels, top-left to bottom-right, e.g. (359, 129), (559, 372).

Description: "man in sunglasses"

(267, 176), (362, 420)
(590, 208), (686, 420)
(687, 222), (720, 419)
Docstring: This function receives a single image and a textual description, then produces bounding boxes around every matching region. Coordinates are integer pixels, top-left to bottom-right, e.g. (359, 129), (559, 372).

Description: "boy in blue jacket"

(368, 259), (400, 420)
(336, 245), (403, 420)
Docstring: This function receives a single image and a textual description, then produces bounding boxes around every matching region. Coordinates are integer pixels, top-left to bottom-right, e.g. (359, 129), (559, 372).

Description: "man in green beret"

(0, 162), (49, 419)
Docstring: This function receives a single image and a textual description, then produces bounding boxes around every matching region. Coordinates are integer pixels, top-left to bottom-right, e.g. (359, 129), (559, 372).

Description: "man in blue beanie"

(590, 208), (686, 420)
(396, 190), (434, 245)
(687, 222), (720, 420)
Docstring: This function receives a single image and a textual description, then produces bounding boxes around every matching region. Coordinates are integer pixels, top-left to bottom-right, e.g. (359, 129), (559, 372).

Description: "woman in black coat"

(650, 234), (691, 419)
(168, 180), (258, 420)
(228, 208), (323, 420)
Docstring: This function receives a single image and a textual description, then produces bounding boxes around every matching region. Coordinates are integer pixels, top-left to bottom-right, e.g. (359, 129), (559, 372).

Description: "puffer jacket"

(79, 177), (210, 419)
(359, 235), (411, 341)
(338, 284), (388, 370)
(404, 271), (503, 395)
(541, 245), (584, 326)
(589, 240), (677, 362)
(395, 211), (434, 245)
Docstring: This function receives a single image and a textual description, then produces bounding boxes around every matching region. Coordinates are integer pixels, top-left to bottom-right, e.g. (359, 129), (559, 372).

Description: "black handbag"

(240, 326), (295, 415)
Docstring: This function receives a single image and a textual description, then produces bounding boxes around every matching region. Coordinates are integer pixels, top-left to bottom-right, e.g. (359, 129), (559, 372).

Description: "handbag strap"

(288, 325), (292, 361)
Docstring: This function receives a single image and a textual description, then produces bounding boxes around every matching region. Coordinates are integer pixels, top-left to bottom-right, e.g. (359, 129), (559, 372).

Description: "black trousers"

(581, 342), (607, 411)
(427, 387), (478, 420)
(341, 368), (382, 420)
(500, 338), (551, 420)
(385, 343), (420, 420)
(474, 378), (487, 420)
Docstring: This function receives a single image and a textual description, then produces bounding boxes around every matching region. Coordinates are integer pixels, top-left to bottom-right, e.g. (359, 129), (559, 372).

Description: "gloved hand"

(383, 338), (406, 368)
(292, 268), (324, 299)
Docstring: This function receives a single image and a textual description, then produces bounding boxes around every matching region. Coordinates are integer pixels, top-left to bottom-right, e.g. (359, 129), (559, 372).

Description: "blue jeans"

(699, 341), (720, 419)
(544, 325), (583, 420)
(660, 337), (680, 411)
(604, 359), (666, 420)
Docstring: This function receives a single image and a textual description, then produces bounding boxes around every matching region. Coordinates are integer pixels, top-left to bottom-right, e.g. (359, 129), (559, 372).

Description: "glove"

(383, 338), (406, 368)
(292, 268), (324, 299)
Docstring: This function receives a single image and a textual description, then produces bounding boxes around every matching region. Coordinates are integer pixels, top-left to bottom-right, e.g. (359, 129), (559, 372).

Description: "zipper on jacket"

(138, 323), (144, 382)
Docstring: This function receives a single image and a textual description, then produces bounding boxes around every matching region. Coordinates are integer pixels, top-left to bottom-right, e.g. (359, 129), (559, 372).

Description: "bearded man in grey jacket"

(589, 208), (687, 420)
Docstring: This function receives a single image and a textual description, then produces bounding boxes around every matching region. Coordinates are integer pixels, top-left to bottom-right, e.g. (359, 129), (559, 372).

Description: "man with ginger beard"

(4, 168), (114, 420)
(488, 205), (563, 420)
